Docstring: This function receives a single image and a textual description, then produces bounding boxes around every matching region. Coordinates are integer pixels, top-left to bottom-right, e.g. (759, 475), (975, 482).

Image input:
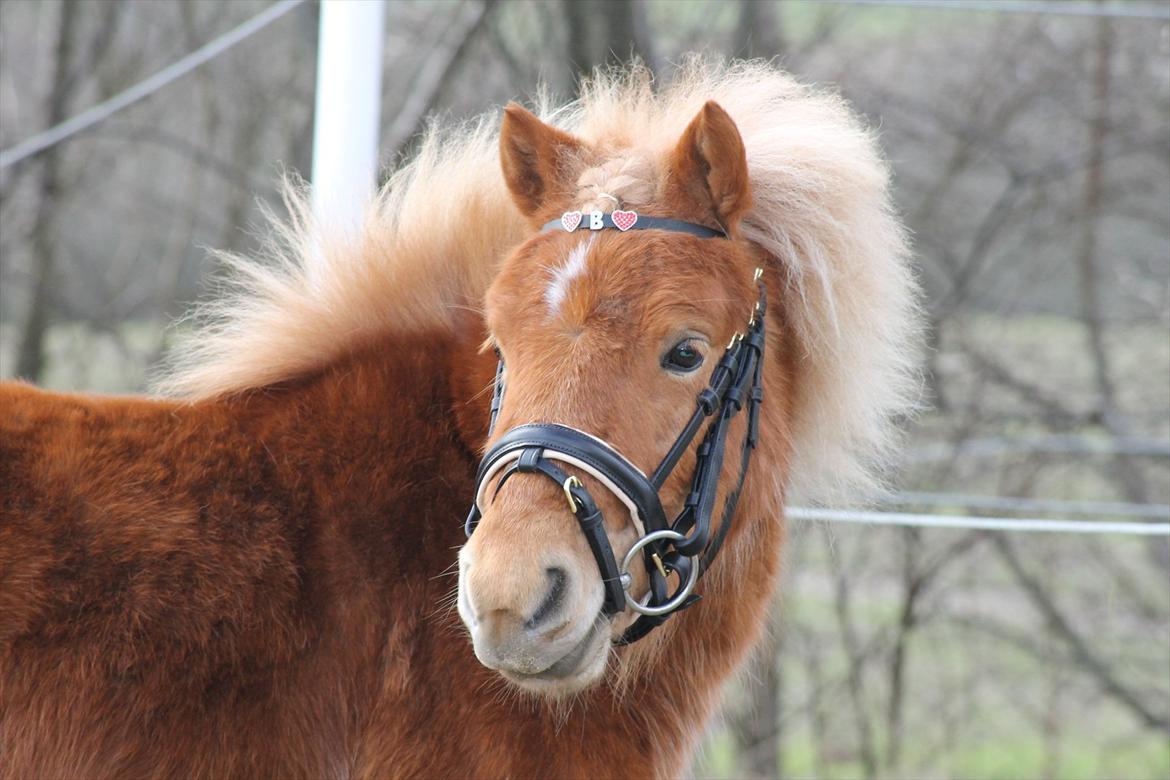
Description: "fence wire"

(0, 0), (307, 170)
(788, 506), (1170, 535)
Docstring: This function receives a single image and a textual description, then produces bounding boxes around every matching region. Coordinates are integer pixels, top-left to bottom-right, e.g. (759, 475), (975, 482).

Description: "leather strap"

(495, 451), (627, 614)
(650, 341), (740, 488)
(700, 323), (765, 574)
(475, 423), (669, 535)
(541, 214), (725, 239)
(487, 357), (505, 436)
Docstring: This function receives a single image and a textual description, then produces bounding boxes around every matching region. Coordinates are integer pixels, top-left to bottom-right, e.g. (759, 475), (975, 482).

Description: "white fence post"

(311, 0), (386, 234)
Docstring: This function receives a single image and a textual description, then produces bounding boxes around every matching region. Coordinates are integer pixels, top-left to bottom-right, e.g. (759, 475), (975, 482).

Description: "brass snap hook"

(650, 552), (670, 580)
(563, 476), (583, 513)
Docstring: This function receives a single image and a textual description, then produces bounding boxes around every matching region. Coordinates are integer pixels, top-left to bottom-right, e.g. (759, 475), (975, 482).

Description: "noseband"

(465, 212), (767, 645)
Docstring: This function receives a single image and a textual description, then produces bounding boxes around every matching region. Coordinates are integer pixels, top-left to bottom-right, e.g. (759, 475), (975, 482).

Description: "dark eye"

(662, 339), (704, 373)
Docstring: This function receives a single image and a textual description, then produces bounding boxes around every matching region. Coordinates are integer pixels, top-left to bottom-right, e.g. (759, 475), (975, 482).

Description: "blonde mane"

(157, 58), (921, 504)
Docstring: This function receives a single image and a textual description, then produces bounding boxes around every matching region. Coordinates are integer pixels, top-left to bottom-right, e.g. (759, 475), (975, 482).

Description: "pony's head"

(457, 100), (772, 695)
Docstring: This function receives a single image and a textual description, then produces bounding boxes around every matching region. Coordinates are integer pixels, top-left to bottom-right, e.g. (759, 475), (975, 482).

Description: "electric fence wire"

(787, 507), (1170, 535)
(3, 0), (1167, 171)
(0, 0), (307, 170)
(819, 0), (1170, 20)
(885, 492), (1170, 519)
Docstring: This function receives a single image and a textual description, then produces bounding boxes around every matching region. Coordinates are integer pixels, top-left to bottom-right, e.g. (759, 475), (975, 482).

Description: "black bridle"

(464, 213), (767, 645)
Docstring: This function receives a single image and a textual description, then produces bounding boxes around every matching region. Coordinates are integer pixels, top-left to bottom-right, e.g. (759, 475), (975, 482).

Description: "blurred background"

(1, 1), (1168, 778)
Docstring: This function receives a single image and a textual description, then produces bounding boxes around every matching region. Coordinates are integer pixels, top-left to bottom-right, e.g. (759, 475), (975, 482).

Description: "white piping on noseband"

(473, 425), (649, 537)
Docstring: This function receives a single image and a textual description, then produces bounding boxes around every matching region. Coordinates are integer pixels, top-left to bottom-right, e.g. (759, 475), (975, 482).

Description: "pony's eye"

(663, 339), (704, 373)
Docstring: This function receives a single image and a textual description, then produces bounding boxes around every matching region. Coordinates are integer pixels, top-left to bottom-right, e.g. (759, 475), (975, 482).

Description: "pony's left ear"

(499, 103), (583, 218)
(667, 101), (751, 232)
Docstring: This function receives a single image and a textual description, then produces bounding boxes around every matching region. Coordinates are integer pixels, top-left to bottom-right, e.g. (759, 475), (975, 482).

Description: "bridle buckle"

(563, 476), (583, 513)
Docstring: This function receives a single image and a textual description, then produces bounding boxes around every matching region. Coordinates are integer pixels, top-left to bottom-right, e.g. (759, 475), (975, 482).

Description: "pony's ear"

(667, 101), (751, 232)
(499, 103), (583, 218)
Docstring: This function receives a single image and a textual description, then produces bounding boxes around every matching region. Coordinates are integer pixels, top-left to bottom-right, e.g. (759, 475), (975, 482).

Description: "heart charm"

(561, 211), (583, 232)
(611, 210), (638, 231)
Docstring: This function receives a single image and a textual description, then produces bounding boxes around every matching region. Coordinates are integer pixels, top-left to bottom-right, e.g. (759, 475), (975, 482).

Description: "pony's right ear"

(499, 103), (583, 218)
(667, 101), (751, 233)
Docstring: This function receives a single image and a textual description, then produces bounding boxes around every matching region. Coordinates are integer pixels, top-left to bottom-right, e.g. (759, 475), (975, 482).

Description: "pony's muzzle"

(458, 544), (604, 679)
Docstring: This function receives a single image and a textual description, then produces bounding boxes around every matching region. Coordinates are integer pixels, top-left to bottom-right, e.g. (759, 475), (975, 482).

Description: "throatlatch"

(465, 211), (767, 645)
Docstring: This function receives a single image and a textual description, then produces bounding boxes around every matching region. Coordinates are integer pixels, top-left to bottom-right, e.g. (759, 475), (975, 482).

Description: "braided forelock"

(574, 155), (656, 212)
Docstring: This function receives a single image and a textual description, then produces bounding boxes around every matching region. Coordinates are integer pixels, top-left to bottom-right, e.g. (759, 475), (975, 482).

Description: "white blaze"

(544, 236), (595, 315)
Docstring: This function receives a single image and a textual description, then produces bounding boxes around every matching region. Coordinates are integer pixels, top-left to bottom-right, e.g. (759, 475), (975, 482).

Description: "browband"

(541, 211), (725, 239)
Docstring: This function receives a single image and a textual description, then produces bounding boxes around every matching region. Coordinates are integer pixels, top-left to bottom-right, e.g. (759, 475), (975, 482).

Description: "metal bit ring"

(620, 529), (700, 616)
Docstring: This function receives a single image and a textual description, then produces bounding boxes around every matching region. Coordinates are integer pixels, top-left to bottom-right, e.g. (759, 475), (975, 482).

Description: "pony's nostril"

(526, 567), (568, 629)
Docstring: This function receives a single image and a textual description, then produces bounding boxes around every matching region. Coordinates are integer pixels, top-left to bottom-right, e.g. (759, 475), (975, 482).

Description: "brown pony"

(0, 60), (920, 778)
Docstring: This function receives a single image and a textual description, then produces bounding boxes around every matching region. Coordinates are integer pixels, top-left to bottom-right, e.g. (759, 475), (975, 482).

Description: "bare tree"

(734, 0), (782, 59)
(560, 0), (656, 86)
(1076, 4), (1118, 428)
(385, 0), (498, 163)
(14, 1), (80, 380)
